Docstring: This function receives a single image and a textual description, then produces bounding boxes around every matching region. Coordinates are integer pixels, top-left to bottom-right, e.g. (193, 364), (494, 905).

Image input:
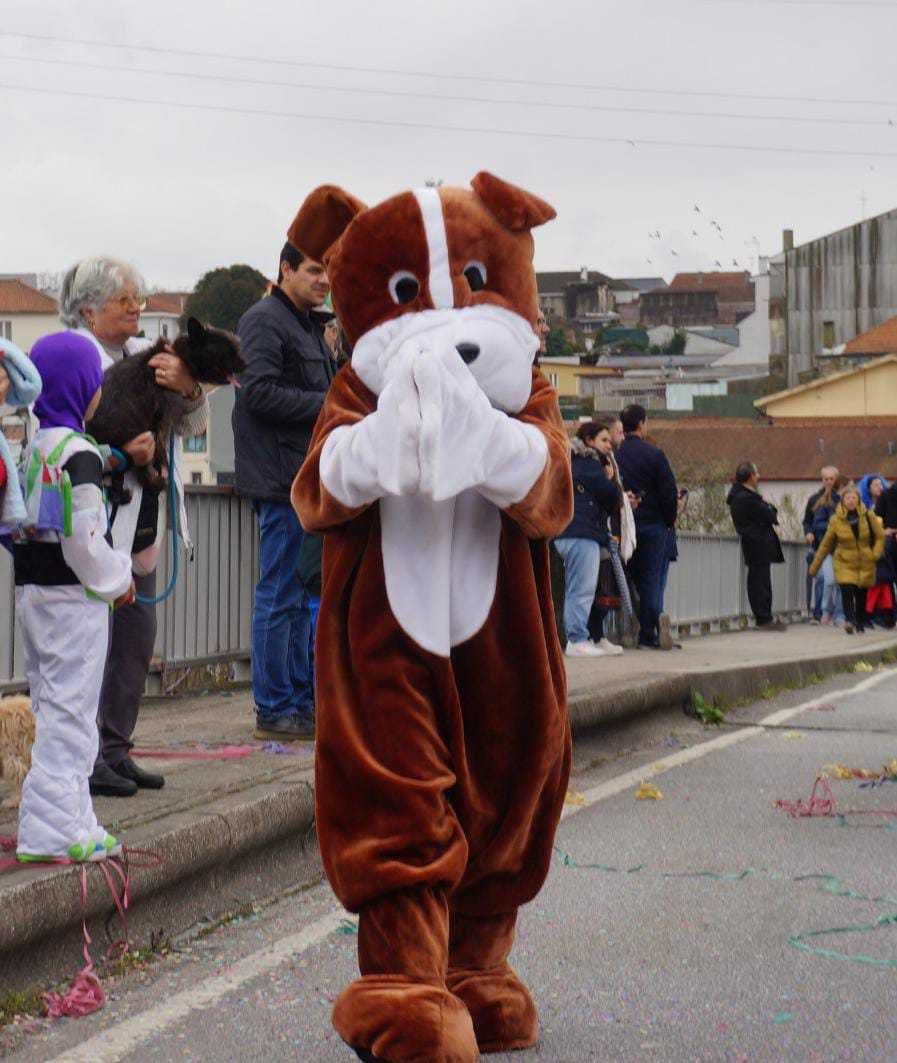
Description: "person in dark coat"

(233, 241), (334, 740)
(726, 462), (787, 631)
(554, 420), (623, 657)
(875, 478), (897, 600)
(616, 404), (679, 649)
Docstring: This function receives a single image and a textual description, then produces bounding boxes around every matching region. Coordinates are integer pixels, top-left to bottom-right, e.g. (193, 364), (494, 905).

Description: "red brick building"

(640, 271), (755, 328)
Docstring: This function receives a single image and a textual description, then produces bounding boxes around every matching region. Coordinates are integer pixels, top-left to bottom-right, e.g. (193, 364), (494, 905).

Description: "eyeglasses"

(110, 293), (146, 312)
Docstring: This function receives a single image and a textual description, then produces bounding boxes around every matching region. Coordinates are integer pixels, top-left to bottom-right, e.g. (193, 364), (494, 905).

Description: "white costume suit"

(16, 429), (132, 858)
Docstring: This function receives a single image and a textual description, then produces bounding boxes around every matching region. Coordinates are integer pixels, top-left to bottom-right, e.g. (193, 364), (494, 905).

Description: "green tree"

(183, 264), (269, 333)
(663, 329), (688, 357)
(546, 326), (575, 358)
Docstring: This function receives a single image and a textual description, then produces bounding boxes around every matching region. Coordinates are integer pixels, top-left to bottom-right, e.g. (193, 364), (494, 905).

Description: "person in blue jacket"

(554, 420), (623, 657)
(616, 404), (679, 649)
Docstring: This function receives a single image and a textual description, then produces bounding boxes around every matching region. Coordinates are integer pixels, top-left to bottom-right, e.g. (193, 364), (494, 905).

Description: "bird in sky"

(692, 229), (699, 236)
(693, 205), (701, 214)
(714, 260), (722, 267)
(671, 250), (678, 256)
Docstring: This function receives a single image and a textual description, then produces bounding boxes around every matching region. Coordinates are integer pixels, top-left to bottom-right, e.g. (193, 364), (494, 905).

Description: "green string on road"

(789, 912), (897, 969)
(554, 849), (897, 968)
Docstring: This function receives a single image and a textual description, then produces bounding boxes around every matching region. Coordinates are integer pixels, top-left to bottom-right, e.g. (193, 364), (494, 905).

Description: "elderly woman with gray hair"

(60, 255), (209, 798)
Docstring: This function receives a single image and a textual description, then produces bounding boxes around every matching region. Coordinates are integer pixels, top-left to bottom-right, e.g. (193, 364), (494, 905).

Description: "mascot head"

(287, 172), (555, 414)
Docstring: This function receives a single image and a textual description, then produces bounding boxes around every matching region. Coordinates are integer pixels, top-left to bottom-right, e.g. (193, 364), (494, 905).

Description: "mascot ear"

(471, 172), (556, 232)
(287, 185), (367, 262)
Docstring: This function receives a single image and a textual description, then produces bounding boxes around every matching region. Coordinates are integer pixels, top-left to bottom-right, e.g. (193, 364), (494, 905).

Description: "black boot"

(114, 756), (165, 790)
(89, 763), (138, 798)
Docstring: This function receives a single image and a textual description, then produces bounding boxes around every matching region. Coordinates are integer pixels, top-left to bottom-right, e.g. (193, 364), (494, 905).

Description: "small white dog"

(0, 695), (34, 809)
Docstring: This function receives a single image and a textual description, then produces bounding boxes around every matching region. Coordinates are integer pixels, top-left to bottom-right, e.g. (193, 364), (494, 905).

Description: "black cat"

(87, 317), (246, 489)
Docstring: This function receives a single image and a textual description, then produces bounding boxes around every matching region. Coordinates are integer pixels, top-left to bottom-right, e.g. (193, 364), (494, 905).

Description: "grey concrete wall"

(785, 209), (897, 385)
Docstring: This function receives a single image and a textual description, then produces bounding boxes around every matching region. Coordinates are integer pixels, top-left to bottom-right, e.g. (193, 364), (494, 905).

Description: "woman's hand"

(604, 463), (615, 480)
(0, 364), (10, 406)
(123, 431), (156, 467)
(148, 351), (199, 398)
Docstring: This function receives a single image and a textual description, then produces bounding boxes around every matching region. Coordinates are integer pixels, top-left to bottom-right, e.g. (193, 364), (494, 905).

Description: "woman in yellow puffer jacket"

(810, 482), (885, 634)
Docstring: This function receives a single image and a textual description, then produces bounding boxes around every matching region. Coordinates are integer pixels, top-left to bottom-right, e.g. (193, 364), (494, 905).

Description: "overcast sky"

(3, 0), (897, 291)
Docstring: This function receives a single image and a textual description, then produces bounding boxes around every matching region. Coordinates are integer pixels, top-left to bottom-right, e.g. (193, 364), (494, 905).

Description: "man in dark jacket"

(727, 463), (787, 631)
(616, 404), (679, 649)
(233, 242), (334, 739)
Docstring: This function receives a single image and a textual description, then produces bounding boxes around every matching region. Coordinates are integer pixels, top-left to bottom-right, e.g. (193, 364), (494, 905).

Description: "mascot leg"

(446, 910), (537, 1053)
(333, 886), (479, 1063)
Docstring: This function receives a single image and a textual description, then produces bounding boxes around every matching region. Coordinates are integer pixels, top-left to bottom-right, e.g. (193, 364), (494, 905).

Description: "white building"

(0, 279), (58, 351)
(141, 292), (189, 342)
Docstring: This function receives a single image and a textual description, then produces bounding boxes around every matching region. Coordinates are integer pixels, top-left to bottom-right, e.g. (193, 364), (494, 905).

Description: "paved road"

(4, 667), (897, 1062)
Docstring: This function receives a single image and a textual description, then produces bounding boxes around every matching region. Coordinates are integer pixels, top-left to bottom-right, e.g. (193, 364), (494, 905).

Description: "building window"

(822, 320), (835, 348)
(0, 321), (11, 340)
(547, 371), (558, 387)
(191, 472), (203, 485)
(161, 322), (169, 339)
(184, 432), (207, 453)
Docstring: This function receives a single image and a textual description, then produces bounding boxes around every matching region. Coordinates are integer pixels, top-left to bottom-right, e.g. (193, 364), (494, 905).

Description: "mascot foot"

(446, 963), (538, 1054)
(334, 975), (479, 1063)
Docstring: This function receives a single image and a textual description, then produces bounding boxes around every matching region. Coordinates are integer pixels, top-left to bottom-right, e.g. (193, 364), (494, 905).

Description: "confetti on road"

(635, 781), (663, 801)
(773, 1012), (794, 1024)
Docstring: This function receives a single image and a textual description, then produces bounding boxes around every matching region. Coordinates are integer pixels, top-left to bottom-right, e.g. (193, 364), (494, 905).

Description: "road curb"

(0, 779), (317, 994)
(567, 638), (897, 732)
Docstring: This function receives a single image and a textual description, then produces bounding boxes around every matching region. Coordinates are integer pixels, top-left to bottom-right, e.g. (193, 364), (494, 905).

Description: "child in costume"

(12, 332), (134, 862)
(291, 173), (573, 1062)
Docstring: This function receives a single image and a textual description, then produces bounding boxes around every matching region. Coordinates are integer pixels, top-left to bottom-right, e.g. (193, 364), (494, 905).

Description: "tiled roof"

(643, 419), (897, 482)
(0, 279), (57, 313)
(663, 271), (754, 299)
(536, 271), (633, 293)
(144, 292), (190, 315)
(844, 315), (897, 355)
(618, 277), (667, 293)
(756, 354), (897, 410)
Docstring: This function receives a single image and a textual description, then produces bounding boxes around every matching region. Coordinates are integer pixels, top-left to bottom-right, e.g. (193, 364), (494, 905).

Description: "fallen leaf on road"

(635, 781), (663, 801)
(782, 731), (806, 740)
(564, 790), (586, 806)
(853, 661), (874, 673)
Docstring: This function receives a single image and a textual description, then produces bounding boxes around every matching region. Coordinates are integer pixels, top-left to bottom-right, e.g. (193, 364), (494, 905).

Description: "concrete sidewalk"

(2, 622), (896, 994)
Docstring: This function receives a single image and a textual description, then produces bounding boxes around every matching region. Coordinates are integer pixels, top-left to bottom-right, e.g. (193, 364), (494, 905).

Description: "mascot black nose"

(456, 342), (480, 365)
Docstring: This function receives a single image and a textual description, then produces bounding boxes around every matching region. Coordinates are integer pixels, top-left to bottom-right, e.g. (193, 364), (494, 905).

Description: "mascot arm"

(490, 374), (573, 540)
(292, 367), (381, 532)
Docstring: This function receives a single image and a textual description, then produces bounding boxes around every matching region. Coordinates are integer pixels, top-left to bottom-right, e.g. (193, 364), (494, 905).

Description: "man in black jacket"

(727, 462), (787, 631)
(616, 404), (679, 649)
(233, 242), (334, 739)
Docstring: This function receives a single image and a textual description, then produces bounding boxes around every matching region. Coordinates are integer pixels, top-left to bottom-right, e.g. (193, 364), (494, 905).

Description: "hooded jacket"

(556, 437), (622, 546)
(726, 481), (785, 566)
(809, 502), (885, 587)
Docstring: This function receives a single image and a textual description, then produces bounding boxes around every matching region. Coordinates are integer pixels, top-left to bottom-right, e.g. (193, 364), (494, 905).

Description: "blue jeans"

(628, 523), (672, 645)
(251, 501), (313, 720)
(813, 556), (844, 622)
(554, 538), (601, 644)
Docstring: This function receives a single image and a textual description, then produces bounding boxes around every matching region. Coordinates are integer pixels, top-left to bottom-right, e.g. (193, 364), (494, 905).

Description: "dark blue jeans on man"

(627, 523), (672, 646)
(251, 500), (314, 724)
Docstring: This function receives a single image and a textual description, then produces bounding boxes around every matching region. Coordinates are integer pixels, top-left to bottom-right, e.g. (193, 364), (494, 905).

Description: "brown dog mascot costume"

(290, 172), (573, 1062)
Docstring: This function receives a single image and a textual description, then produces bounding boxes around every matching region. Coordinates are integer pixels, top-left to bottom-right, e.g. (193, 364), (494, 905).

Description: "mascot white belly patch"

(380, 490), (501, 657)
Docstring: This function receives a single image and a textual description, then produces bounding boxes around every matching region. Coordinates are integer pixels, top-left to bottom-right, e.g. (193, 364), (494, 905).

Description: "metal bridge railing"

(1, 489), (807, 692)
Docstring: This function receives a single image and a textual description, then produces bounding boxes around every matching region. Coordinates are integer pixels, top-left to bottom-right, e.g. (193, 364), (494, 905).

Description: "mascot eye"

(388, 271), (421, 305)
(463, 261), (487, 292)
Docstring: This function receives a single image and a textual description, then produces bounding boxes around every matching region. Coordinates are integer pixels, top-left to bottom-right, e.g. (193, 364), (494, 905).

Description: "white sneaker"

(598, 638), (624, 655)
(566, 640), (607, 657)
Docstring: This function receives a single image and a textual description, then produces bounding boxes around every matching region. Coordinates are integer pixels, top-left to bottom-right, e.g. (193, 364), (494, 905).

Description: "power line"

(2, 29), (897, 109)
(4, 52), (895, 129)
(4, 79), (897, 160)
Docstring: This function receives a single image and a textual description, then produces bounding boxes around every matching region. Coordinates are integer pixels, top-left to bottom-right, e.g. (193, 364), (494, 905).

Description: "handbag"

(596, 556), (620, 609)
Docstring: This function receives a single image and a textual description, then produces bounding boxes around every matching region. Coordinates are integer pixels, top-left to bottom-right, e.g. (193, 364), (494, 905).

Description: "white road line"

(52, 667), (896, 1059)
(52, 908), (347, 1063)
(562, 666), (897, 818)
